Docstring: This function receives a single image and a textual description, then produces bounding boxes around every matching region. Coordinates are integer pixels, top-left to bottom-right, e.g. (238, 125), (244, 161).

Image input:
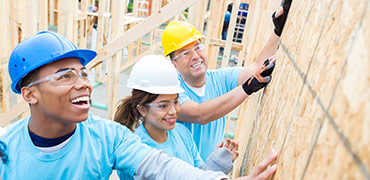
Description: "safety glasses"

(145, 100), (180, 112)
(172, 44), (204, 62)
(27, 68), (90, 87)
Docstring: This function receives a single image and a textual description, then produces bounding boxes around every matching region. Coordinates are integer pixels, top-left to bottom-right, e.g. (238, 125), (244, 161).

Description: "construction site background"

(0, 0), (369, 179)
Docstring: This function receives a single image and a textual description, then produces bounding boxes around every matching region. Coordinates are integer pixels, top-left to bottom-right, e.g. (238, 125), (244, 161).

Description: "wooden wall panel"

(1, 0), (369, 178)
(234, 0), (370, 179)
(303, 120), (365, 180)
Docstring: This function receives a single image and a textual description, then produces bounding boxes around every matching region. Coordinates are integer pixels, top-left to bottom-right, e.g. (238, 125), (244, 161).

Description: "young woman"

(114, 55), (239, 174)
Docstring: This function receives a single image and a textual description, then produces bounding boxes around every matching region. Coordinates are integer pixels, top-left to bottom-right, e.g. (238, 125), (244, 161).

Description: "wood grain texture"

(233, 0), (370, 179)
(0, 0), (368, 179)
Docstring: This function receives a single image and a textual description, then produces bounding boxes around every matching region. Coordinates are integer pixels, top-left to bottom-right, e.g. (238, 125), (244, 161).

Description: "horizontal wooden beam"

(210, 38), (243, 50)
(95, 42), (162, 84)
(87, 0), (200, 69)
(0, 101), (28, 126)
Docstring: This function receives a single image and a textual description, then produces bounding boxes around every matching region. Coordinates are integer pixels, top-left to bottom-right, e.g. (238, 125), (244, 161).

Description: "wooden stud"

(49, 0), (55, 26)
(0, 0), (10, 113)
(221, 0), (240, 68)
(87, 0), (202, 69)
(205, 0), (225, 69)
(79, 0), (89, 48)
(38, 0), (48, 31)
(106, 0), (126, 119)
(94, 0), (107, 82)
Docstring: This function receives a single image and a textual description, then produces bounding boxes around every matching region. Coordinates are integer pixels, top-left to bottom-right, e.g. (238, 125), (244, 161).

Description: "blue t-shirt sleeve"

(178, 68), (242, 105)
(112, 123), (152, 177)
(178, 73), (191, 105)
(212, 67), (242, 92)
(179, 91), (191, 105)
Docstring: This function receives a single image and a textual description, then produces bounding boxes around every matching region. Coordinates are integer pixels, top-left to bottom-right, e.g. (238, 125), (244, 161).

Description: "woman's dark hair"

(113, 89), (158, 132)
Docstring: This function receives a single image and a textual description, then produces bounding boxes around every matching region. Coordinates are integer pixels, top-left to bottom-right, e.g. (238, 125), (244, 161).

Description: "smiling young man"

(161, 1), (292, 161)
(0, 31), (279, 180)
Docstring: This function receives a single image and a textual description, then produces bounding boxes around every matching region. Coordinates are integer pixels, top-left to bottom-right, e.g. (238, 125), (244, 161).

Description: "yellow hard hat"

(161, 21), (204, 56)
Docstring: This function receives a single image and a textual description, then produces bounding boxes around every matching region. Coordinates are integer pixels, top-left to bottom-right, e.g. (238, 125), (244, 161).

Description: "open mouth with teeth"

(71, 96), (90, 109)
(191, 61), (203, 68)
(163, 118), (176, 124)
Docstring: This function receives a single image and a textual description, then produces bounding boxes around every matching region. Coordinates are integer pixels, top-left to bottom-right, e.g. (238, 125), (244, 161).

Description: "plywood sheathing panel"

(303, 120), (365, 180)
(234, 0), (370, 179)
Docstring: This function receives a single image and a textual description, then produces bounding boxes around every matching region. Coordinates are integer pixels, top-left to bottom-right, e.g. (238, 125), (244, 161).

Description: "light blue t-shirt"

(178, 67), (242, 161)
(0, 113), (151, 180)
(134, 123), (204, 168)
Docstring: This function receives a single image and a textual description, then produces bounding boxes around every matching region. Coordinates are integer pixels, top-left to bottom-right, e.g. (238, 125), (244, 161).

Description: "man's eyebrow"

(55, 67), (85, 74)
(55, 68), (73, 73)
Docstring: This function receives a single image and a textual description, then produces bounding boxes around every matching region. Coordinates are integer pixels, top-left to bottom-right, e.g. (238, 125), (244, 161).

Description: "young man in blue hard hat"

(0, 31), (279, 179)
(161, 1), (292, 161)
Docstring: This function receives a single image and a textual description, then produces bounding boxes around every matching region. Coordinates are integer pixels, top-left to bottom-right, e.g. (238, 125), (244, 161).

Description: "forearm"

(238, 33), (280, 85)
(177, 86), (247, 124)
(255, 33), (280, 66)
(134, 149), (228, 180)
(205, 147), (233, 174)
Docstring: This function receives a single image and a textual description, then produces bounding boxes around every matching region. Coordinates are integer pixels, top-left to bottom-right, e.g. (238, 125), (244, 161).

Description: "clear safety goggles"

(145, 100), (180, 112)
(27, 68), (90, 87)
(172, 44), (204, 61)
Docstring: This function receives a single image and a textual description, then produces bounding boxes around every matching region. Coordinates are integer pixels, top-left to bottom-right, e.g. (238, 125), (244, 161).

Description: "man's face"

(171, 40), (208, 82)
(30, 57), (92, 124)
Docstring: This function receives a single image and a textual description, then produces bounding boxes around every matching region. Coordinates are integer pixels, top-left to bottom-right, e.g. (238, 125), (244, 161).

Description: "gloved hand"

(272, 0), (293, 36)
(242, 58), (276, 95)
(261, 58), (276, 77)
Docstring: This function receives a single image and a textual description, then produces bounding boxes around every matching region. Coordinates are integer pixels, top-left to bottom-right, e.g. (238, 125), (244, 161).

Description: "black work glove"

(242, 59), (276, 95)
(272, 0), (293, 36)
(261, 59), (276, 77)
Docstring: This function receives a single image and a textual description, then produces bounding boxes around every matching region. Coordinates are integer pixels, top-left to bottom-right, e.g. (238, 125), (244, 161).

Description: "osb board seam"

(282, 0), (341, 177)
(271, 59), (305, 179)
(259, 88), (288, 157)
(238, 115), (257, 177)
(277, 0), (342, 177)
(280, 22), (370, 177)
(238, 93), (266, 177)
(301, 0), (370, 177)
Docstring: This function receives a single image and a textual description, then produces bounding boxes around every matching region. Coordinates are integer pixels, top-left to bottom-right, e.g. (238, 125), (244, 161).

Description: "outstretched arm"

(177, 85), (247, 124)
(238, 2), (292, 85)
(177, 60), (275, 124)
(237, 34), (279, 86)
(134, 149), (229, 180)
(134, 148), (277, 180)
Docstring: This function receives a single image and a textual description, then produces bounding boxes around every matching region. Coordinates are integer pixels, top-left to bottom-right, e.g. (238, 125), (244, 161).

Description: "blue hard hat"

(8, 31), (97, 94)
(224, 11), (231, 22)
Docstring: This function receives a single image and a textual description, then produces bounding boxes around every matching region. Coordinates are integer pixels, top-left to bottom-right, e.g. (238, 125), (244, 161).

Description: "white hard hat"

(127, 55), (184, 94)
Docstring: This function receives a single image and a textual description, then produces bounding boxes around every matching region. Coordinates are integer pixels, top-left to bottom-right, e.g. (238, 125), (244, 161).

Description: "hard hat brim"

(164, 34), (204, 56)
(128, 84), (184, 95)
(11, 49), (97, 94)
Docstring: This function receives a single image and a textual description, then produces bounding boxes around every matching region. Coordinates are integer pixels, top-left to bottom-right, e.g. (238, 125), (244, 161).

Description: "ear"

(21, 86), (39, 105)
(171, 61), (178, 69)
(136, 104), (147, 118)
